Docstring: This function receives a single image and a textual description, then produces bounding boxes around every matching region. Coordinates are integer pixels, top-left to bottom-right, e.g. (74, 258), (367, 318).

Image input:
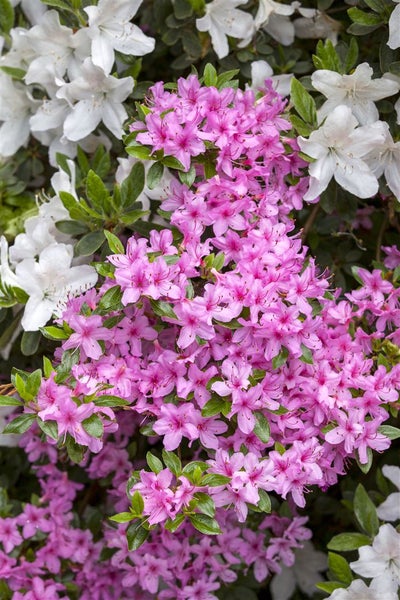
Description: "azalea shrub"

(0, 1), (400, 600)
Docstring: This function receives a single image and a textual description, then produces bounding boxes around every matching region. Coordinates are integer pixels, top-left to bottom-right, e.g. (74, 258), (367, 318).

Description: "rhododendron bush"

(0, 1), (399, 599)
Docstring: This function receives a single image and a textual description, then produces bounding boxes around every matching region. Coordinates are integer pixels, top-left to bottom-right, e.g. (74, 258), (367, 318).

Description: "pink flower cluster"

(3, 75), (399, 597)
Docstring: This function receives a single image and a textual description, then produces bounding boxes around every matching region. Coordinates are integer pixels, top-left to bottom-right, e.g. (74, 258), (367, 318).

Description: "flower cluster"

(0, 0), (154, 164)
(14, 77), (397, 542)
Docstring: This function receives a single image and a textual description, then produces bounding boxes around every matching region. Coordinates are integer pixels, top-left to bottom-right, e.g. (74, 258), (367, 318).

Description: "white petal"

(91, 34), (115, 74)
(377, 493), (400, 521)
(22, 296), (55, 331)
(334, 154), (379, 198)
(388, 4), (400, 50)
(63, 99), (102, 141)
(382, 465), (400, 490)
(101, 101), (127, 139)
(105, 23), (155, 56)
(0, 118), (30, 156)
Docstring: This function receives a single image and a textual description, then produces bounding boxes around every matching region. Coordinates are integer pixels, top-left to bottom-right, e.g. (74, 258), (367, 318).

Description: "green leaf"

(299, 344), (313, 364)
(272, 347), (289, 369)
(74, 230), (105, 256)
(86, 169), (109, 211)
(37, 418), (59, 441)
(59, 191), (88, 221)
(103, 230), (124, 254)
(174, 0), (193, 18)
(312, 39), (342, 73)
(25, 369), (42, 398)
(202, 397), (230, 417)
(344, 37), (359, 73)
(94, 395), (129, 407)
(348, 7), (382, 25)
(190, 513), (221, 535)
(0, 66), (25, 80)
(217, 69), (240, 88)
(253, 412), (270, 443)
(65, 436), (86, 463)
(82, 414), (104, 438)
(202, 474), (230, 487)
(126, 521), (149, 551)
(149, 299), (177, 319)
(290, 78), (317, 126)
(146, 451), (163, 474)
(110, 512), (135, 523)
(378, 425), (400, 440)
(356, 447), (373, 474)
(147, 162), (164, 190)
(203, 64), (218, 87)
(165, 513), (185, 532)
(2, 413), (35, 435)
(327, 532), (371, 551)
(290, 113), (314, 136)
(328, 552), (353, 585)
(56, 220), (89, 236)
(162, 450), (182, 476)
(40, 0), (75, 11)
(193, 492), (215, 518)
(120, 162), (145, 208)
(130, 491), (144, 516)
(0, 0), (14, 34)
(96, 285), (123, 313)
(162, 155), (186, 171)
(316, 582), (346, 593)
(179, 165), (196, 187)
(120, 209), (149, 225)
(125, 143), (153, 161)
(39, 326), (69, 341)
(0, 395), (22, 407)
(353, 484), (379, 536)
(258, 489), (271, 513)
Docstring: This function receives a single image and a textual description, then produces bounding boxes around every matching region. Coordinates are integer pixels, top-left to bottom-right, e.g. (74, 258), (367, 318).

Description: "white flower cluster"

(195, 0), (341, 60)
(0, 164), (97, 331)
(299, 64), (400, 202)
(327, 465), (400, 600)
(0, 0), (154, 165)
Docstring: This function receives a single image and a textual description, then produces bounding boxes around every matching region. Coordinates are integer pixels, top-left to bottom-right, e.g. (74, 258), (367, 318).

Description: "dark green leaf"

(37, 418), (58, 441)
(328, 552), (353, 585)
(300, 344), (314, 364)
(94, 395), (129, 407)
(96, 285), (123, 312)
(0, 395), (22, 407)
(56, 220), (89, 235)
(74, 230), (105, 256)
(253, 412), (270, 443)
(130, 491), (144, 516)
(125, 143), (153, 161)
(2, 413), (35, 435)
(82, 414), (104, 438)
(353, 484), (379, 536)
(179, 165), (196, 187)
(174, 0), (193, 18)
(202, 474), (230, 487)
(272, 347), (289, 369)
(162, 155), (186, 171)
(0, 0), (14, 34)
(344, 37), (359, 73)
(348, 7), (383, 25)
(104, 230), (124, 254)
(202, 397), (230, 417)
(258, 489), (271, 513)
(165, 513), (185, 532)
(126, 521), (149, 551)
(39, 326), (69, 341)
(290, 78), (317, 125)
(190, 513), (221, 535)
(146, 451), (163, 474)
(86, 170), (109, 211)
(193, 492), (215, 517)
(162, 450), (182, 476)
(147, 162), (164, 190)
(327, 532), (371, 551)
(21, 331), (41, 356)
(120, 162), (145, 208)
(66, 436), (86, 463)
(378, 425), (400, 440)
(149, 299), (177, 319)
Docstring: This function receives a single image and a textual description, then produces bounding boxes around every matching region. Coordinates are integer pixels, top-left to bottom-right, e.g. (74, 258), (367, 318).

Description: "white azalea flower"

(10, 0), (47, 25)
(24, 11), (79, 93)
(251, 1), (313, 46)
(0, 27), (37, 71)
(298, 105), (386, 201)
(365, 123), (400, 201)
(0, 73), (39, 157)
(294, 11), (342, 45)
(327, 577), (398, 600)
(56, 58), (133, 141)
(312, 63), (400, 125)
(270, 540), (327, 600)
(376, 465), (400, 521)
(388, 0), (400, 50)
(250, 60), (293, 96)
(13, 243), (97, 331)
(350, 523), (400, 589)
(84, 0), (155, 75)
(254, 0), (295, 30)
(196, 0), (254, 59)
